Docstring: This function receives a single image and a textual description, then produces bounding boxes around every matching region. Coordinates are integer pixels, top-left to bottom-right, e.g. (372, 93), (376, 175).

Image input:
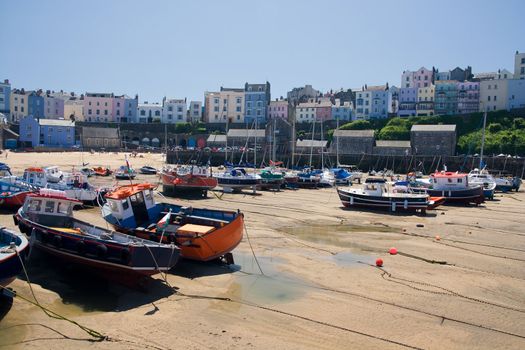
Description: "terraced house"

(244, 82), (270, 124)
(83, 92), (114, 122)
(434, 81), (458, 115)
(416, 84), (435, 116)
(456, 81), (480, 114)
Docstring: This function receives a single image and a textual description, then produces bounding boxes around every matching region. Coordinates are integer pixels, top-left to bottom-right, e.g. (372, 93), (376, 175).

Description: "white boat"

(214, 167), (261, 193)
(115, 165), (137, 180)
(44, 166), (66, 183)
(468, 168), (496, 200)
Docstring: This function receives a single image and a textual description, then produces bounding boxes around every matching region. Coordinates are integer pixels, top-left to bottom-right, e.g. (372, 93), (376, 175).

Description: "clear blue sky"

(1, 0), (524, 103)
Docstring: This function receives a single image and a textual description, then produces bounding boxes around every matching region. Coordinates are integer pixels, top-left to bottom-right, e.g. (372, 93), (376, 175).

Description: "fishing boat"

(337, 177), (442, 213)
(101, 183), (244, 262)
(115, 165), (137, 180)
(410, 171), (484, 205)
(0, 227), (29, 288)
(468, 168), (496, 200)
(14, 189), (179, 281)
(214, 167), (261, 193)
(92, 166), (112, 177)
(139, 166), (158, 175)
(258, 168), (285, 190)
(160, 165), (217, 197)
(44, 166), (65, 183)
(21, 168), (98, 203)
(0, 180), (36, 209)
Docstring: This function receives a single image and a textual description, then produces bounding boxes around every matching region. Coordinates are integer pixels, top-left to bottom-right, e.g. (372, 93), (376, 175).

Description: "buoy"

(375, 258), (383, 267)
(389, 247), (398, 255)
(435, 235), (441, 241)
(402, 228), (407, 232)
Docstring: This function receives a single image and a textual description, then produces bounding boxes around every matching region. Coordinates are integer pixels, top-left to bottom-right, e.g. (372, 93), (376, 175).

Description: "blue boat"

(0, 227), (29, 288)
(330, 168), (352, 185)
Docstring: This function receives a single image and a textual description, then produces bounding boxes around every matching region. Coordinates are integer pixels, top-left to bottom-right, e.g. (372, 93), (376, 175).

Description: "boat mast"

(225, 98), (229, 164)
(291, 105), (296, 168)
(309, 118), (315, 168)
(336, 117), (340, 167)
(254, 117), (257, 170)
(272, 116), (276, 163)
(320, 118), (324, 169)
(480, 107), (487, 169)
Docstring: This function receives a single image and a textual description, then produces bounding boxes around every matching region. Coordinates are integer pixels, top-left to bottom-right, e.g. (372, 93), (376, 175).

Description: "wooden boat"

(93, 166), (112, 177)
(139, 166), (158, 175)
(337, 177), (442, 213)
(0, 227), (29, 288)
(21, 167), (98, 203)
(214, 167), (261, 193)
(14, 189), (179, 280)
(410, 171), (484, 205)
(101, 183), (244, 261)
(115, 165), (137, 180)
(160, 165), (217, 197)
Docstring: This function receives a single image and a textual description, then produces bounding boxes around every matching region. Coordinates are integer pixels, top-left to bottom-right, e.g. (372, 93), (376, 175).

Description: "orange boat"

(101, 183), (243, 261)
(160, 165), (218, 197)
(93, 166), (112, 176)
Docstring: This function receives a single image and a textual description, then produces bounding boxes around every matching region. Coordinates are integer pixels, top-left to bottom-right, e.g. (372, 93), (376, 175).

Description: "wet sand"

(1, 152), (524, 349)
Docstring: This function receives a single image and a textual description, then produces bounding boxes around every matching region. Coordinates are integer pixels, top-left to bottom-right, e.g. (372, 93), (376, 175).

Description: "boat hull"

(0, 229), (29, 288)
(161, 172), (218, 193)
(0, 191), (32, 209)
(411, 186), (484, 205)
(14, 213), (179, 278)
(337, 189), (430, 212)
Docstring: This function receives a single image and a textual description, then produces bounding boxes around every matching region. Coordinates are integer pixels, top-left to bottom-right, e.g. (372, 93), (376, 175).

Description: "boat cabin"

(104, 184), (161, 227)
(22, 168), (48, 187)
(62, 171), (90, 189)
(0, 163), (12, 178)
(22, 189), (78, 226)
(430, 171), (469, 189)
(362, 180), (388, 196)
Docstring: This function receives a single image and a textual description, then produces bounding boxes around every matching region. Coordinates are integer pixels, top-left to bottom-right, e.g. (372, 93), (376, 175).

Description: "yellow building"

(416, 84), (434, 116)
(10, 89), (29, 122)
(63, 99), (84, 121)
(204, 88), (245, 123)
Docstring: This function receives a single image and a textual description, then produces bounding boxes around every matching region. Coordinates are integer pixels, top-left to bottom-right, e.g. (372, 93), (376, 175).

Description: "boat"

(468, 168), (496, 200)
(0, 227), (29, 288)
(13, 189), (179, 282)
(214, 167), (261, 193)
(93, 166), (113, 177)
(101, 183), (244, 261)
(410, 171), (484, 205)
(44, 166), (65, 183)
(310, 169), (335, 187)
(296, 169), (320, 188)
(80, 167), (95, 177)
(160, 165), (217, 197)
(21, 167), (98, 203)
(139, 166), (158, 175)
(258, 168), (285, 190)
(115, 165), (137, 180)
(0, 180), (36, 209)
(330, 168), (353, 185)
(0, 163), (13, 179)
(492, 174), (521, 192)
(337, 177), (442, 213)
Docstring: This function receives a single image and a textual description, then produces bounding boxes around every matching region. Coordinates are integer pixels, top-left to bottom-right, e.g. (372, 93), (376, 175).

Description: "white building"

(137, 102), (162, 123)
(515, 51), (525, 80)
(189, 101), (202, 122)
(479, 80), (509, 111)
(295, 101), (317, 122)
(162, 98), (186, 123)
(354, 89), (372, 120)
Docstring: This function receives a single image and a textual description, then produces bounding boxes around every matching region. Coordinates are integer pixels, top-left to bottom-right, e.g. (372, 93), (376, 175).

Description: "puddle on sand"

(223, 252), (306, 304)
(278, 223), (396, 253)
(330, 251), (374, 267)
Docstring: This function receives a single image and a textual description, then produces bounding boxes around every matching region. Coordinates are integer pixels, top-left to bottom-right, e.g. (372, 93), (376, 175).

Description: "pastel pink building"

(315, 100), (332, 121)
(268, 99), (288, 119)
(43, 93), (65, 119)
(456, 81), (480, 114)
(83, 93), (115, 122)
(401, 67), (433, 89)
(112, 95), (126, 123)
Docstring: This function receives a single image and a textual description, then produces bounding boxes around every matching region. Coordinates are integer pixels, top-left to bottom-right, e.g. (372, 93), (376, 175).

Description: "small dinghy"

(139, 166), (158, 175)
(14, 189), (179, 282)
(115, 165), (137, 180)
(0, 227), (29, 288)
(93, 167), (113, 177)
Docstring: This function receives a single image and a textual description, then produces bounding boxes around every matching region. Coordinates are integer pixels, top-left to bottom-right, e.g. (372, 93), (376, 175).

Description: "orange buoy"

(389, 247), (398, 255)
(435, 235), (441, 241)
(375, 258), (383, 267)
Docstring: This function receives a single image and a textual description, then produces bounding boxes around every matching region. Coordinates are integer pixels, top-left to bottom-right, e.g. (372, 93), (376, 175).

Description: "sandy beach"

(0, 151), (524, 349)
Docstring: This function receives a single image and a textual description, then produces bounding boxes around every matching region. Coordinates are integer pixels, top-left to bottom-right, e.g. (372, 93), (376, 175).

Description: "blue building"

(19, 115), (75, 148)
(331, 100), (353, 121)
(244, 82), (270, 125)
(369, 85), (392, 119)
(123, 95), (138, 123)
(27, 90), (45, 119)
(0, 79), (11, 116)
(507, 79), (525, 110)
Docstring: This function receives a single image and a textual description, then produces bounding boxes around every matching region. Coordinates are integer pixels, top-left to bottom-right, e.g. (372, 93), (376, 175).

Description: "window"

(522, 58), (525, 64)
(177, 106), (182, 112)
(104, 110), (108, 115)
(45, 201), (55, 213)
(236, 106), (241, 112)
(97, 102), (100, 106)
(105, 102), (108, 106)
(494, 84), (498, 90)
(237, 115), (240, 120)
(168, 106), (173, 111)
(117, 102), (120, 107)
(155, 111), (160, 116)
(214, 98), (219, 104)
(29, 199), (42, 212)
(236, 98), (242, 104)
(140, 110), (145, 116)
(122, 199), (129, 210)
(494, 96), (497, 101)
(487, 96), (491, 101)
(96, 109), (100, 114)
(214, 106), (219, 112)
(116, 110), (120, 115)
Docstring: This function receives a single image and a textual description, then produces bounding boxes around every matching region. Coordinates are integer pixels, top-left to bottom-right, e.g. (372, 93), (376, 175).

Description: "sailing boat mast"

(291, 105), (296, 168)
(320, 118), (324, 169)
(336, 117), (340, 167)
(272, 116), (276, 163)
(480, 108), (487, 169)
(309, 118), (315, 168)
(254, 117), (257, 169)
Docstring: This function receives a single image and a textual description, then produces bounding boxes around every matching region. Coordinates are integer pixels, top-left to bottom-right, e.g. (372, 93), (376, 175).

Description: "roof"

(82, 127), (119, 138)
(296, 139), (328, 148)
(105, 183), (155, 200)
(431, 171), (467, 179)
(333, 129), (375, 137)
(411, 124), (456, 132)
(227, 129), (265, 138)
(39, 119), (75, 127)
(375, 140), (411, 148)
(207, 134), (227, 142)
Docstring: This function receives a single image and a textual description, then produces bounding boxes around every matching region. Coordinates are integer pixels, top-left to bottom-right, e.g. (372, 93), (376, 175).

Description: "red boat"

(160, 165), (218, 197)
(93, 166), (112, 176)
(0, 180), (36, 209)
